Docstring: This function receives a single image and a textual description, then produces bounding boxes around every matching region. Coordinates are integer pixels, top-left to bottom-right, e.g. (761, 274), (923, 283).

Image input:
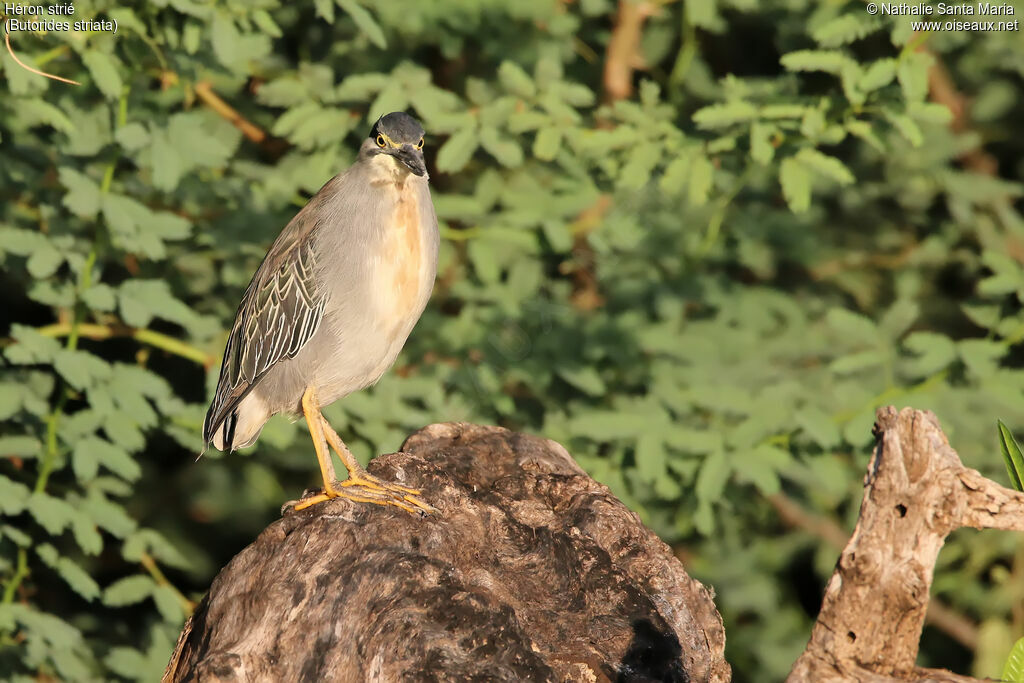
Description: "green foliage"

(999, 422), (1024, 493)
(1, 0), (1023, 680)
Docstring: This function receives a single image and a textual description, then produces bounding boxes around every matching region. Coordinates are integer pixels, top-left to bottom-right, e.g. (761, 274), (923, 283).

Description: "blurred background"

(1, 0), (1023, 680)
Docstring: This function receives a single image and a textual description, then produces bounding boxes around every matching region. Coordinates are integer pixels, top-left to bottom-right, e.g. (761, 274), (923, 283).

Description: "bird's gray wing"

(203, 207), (328, 448)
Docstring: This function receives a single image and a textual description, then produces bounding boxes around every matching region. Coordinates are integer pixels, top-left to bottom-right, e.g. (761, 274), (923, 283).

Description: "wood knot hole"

(895, 503), (907, 518)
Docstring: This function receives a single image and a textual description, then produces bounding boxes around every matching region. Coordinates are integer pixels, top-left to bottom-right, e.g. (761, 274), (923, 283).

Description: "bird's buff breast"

(370, 183), (433, 345)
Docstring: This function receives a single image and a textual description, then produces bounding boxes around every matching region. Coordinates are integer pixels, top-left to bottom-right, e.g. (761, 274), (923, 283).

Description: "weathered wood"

(788, 407), (1024, 682)
(164, 422), (731, 682)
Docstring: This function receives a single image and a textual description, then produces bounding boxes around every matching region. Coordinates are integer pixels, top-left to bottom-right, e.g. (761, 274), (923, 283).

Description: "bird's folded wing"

(203, 237), (326, 444)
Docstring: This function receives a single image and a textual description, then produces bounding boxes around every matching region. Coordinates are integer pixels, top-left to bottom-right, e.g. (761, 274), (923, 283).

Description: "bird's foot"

(339, 470), (421, 496)
(339, 474), (436, 515)
(290, 478), (435, 516)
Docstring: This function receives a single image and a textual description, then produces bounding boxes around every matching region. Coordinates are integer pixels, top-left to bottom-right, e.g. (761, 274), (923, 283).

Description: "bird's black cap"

(369, 112), (424, 145)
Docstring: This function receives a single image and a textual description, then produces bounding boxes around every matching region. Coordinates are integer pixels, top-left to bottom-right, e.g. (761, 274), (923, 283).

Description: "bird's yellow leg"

(320, 417), (420, 494)
(291, 386), (428, 515)
(320, 416), (435, 513)
(293, 386), (342, 511)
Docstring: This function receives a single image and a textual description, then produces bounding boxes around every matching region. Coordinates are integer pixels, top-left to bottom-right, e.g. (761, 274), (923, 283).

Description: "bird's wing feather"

(203, 204), (329, 448)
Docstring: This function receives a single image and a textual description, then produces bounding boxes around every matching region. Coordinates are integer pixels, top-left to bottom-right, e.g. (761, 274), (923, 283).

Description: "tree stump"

(163, 423), (731, 682)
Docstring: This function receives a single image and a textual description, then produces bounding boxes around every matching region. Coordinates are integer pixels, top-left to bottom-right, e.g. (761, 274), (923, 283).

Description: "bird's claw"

(289, 478), (435, 516)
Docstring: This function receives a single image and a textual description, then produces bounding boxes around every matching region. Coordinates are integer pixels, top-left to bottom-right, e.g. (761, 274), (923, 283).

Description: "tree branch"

(788, 407), (1024, 682)
(602, 0), (656, 103)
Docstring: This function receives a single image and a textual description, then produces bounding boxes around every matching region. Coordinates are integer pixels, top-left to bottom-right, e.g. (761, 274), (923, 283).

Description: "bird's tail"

(208, 393), (270, 452)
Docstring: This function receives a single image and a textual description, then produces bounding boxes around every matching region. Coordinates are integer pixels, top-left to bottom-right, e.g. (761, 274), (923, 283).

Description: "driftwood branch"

(789, 407), (1024, 682)
(163, 423), (730, 682)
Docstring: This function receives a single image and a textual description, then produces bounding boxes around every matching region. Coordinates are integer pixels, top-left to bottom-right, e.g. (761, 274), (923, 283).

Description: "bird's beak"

(393, 144), (427, 177)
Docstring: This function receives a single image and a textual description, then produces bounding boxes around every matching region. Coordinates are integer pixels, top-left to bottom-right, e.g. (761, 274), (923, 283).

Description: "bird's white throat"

(366, 153), (418, 188)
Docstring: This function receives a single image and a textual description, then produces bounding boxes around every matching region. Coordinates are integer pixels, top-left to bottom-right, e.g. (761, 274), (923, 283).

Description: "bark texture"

(164, 422), (730, 683)
(788, 407), (1024, 682)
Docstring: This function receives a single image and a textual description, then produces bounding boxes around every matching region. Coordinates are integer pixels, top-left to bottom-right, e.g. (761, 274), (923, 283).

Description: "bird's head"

(362, 112), (427, 178)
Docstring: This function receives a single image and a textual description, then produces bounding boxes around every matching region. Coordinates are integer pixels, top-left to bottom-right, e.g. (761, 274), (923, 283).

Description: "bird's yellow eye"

(376, 134), (386, 148)
(416, 138), (424, 150)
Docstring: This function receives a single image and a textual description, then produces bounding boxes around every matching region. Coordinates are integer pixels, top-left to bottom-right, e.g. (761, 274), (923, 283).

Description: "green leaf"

(533, 127), (561, 161)
(760, 104), (811, 120)
(82, 492), (137, 538)
(858, 58), (897, 92)
(252, 9), (283, 37)
(54, 349), (112, 390)
(897, 51), (933, 102)
(150, 130), (185, 192)
(695, 450), (730, 503)
(688, 152), (713, 206)
(780, 157), (810, 213)
(118, 280), (195, 329)
(0, 387), (22, 420)
(59, 168), (101, 218)
(27, 492), (76, 535)
(102, 575), (156, 607)
(105, 646), (151, 679)
(619, 142), (661, 190)
(436, 127), (478, 172)
(104, 410), (147, 452)
(82, 284), (117, 312)
(75, 436), (141, 482)
(123, 529), (190, 569)
(902, 332), (956, 376)
(692, 101), (758, 129)
(907, 102), (953, 125)
(829, 349), (884, 375)
(846, 120), (884, 153)
(885, 111), (923, 147)
(780, 50), (857, 75)
(1002, 636), (1024, 682)
(733, 446), (786, 496)
(5, 325), (61, 364)
(337, 0), (387, 48)
(479, 128), (523, 168)
(72, 516), (103, 556)
(557, 367), (605, 396)
(812, 14), (882, 47)
(795, 148), (854, 185)
(796, 407), (841, 449)
(998, 422), (1024, 493)
(749, 122), (774, 165)
(958, 339), (1005, 379)
(83, 51), (123, 100)
(0, 435), (41, 458)
(152, 585), (184, 623)
(257, 78), (307, 108)
(467, 239), (501, 284)
(2, 524), (32, 546)
(26, 243), (64, 278)
(826, 308), (879, 345)
(36, 545), (100, 601)
(0, 227), (46, 257)
(0, 475), (31, 514)
(635, 434), (666, 484)
(660, 153), (692, 195)
(498, 61), (536, 98)
(314, 0), (334, 23)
